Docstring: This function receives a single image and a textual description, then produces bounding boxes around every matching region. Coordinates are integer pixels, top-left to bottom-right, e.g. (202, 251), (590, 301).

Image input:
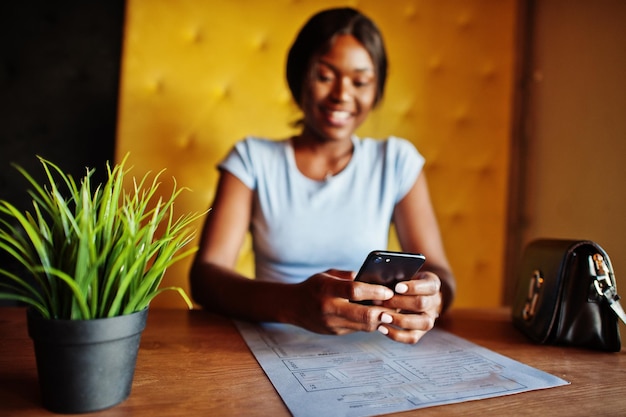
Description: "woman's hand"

(289, 269), (396, 336)
(289, 269), (443, 345)
(377, 271), (443, 344)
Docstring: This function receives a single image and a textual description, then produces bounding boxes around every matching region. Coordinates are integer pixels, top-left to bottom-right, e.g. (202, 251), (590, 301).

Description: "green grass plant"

(0, 155), (204, 319)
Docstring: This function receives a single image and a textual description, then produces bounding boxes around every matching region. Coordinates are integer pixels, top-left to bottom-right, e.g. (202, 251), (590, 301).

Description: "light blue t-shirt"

(218, 136), (425, 284)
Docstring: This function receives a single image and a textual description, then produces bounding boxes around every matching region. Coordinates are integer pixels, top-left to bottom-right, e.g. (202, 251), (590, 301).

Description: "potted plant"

(0, 155), (203, 413)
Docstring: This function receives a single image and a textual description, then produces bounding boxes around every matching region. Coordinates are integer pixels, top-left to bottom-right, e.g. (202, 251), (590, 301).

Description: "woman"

(190, 7), (455, 344)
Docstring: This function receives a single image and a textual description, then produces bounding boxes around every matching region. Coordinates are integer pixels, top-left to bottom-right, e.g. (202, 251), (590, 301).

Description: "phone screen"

(354, 250), (426, 289)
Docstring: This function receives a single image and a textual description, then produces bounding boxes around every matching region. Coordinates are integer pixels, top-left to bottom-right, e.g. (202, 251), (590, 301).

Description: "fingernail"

(377, 325), (389, 335)
(395, 283), (409, 294)
(381, 313), (393, 324)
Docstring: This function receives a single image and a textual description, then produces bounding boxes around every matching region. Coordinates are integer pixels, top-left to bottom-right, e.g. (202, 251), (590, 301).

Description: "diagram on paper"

(236, 322), (568, 417)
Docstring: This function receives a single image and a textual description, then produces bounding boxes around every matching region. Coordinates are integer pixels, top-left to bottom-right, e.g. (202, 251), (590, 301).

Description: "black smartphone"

(354, 250), (426, 289)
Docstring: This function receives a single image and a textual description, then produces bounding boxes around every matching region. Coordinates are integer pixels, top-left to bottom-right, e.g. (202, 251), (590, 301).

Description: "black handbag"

(512, 239), (625, 352)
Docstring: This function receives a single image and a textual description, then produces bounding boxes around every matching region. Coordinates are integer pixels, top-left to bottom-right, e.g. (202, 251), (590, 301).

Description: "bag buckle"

(522, 269), (544, 321)
(589, 253), (626, 325)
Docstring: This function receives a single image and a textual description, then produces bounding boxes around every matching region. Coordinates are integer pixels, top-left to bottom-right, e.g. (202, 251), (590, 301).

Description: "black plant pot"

(27, 308), (148, 414)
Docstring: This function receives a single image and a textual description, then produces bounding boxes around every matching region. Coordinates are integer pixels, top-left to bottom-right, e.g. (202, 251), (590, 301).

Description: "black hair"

(286, 7), (388, 108)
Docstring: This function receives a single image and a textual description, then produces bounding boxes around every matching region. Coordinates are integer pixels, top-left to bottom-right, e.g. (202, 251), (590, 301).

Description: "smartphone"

(354, 250), (426, 290)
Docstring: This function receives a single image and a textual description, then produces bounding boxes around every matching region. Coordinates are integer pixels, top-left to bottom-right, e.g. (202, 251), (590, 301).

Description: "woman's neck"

(291, 132), (355, 181)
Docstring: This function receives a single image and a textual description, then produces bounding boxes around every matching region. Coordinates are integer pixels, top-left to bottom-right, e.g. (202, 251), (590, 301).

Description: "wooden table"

(1, 307), (624, 416)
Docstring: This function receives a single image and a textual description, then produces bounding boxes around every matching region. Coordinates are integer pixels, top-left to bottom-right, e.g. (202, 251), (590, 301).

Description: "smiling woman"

(116, 1), (517, 311)
(189, 7), (456, 345)
(301, 36), (375, 142)
(287, 11), (383, 181)
(294, 34), (378, 181)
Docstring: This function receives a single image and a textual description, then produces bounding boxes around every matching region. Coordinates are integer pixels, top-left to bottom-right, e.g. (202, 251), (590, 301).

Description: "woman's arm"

(189, 171), (293, 322)
(189, 170), (396, 333)
(393, 171), (456, 312)
(372, 171), (456, 343)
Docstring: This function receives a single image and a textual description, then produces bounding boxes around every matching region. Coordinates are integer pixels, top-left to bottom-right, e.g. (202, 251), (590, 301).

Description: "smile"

(324, 109), (353, 125)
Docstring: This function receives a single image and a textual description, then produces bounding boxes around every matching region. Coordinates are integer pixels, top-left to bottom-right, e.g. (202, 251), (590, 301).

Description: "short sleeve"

(388, 137), (425, 203)
(218, 138), (257, 190)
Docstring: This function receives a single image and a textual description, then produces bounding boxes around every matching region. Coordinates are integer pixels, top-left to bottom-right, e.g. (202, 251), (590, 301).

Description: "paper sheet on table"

(235, 321), (569, 417)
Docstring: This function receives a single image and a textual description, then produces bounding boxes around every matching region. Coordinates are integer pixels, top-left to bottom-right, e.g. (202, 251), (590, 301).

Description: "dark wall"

(0, 1), (126, 304)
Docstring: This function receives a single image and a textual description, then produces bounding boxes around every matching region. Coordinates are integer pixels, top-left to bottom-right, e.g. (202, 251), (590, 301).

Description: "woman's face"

(301, 34), (377, 143)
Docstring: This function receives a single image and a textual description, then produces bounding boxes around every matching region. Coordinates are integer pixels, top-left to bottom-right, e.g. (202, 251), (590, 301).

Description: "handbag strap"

(590, 253), (626, 325)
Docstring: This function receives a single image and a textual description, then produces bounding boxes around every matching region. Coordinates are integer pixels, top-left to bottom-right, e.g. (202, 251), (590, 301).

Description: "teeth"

(329, 110), (350, 120)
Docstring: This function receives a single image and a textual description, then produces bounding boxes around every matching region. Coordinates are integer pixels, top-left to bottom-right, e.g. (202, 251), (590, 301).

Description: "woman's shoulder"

(358, 135), (420, 156)
(236, 136), (289, 149)
(232, 136), (290, 158)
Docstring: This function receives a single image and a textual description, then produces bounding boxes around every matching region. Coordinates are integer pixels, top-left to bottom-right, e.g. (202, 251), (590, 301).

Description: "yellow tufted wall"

(116, 0), (517, 309)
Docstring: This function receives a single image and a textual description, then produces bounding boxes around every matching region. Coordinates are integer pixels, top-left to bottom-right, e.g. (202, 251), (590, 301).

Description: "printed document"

(236, 321), (568, 417)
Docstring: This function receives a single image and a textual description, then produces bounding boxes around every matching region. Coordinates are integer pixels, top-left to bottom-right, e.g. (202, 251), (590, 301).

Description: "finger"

(395, 271), (441, 295)
(377, 312), (437, 344)
(388, 310), (438, 331)
(383, 290), (442, 313)
(333, 301), (396, 332)
(377, 325), (429, 344)
(350, 281), (394, 303)
(325, 269), (357, 281)
(320, 274), (394, 302)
